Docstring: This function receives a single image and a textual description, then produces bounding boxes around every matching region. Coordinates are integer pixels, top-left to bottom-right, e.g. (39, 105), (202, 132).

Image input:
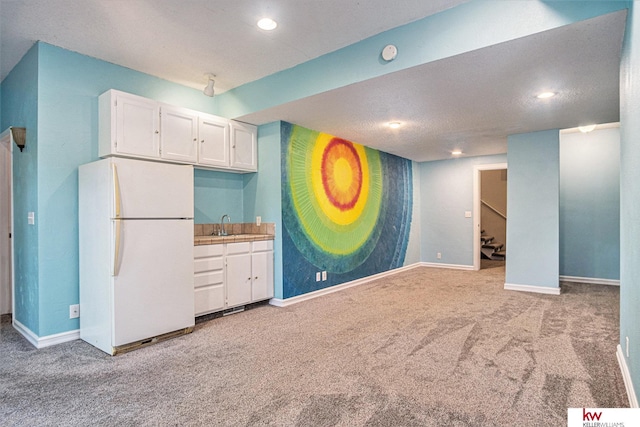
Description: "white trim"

(270, 263), (422, 307)
(560, 121), (620, 134)
(13, 319), (80, 349)
(504, 282), (561, 295)
(420, 262), (474, 271)
(559, 275), (620, 286)
(0, 128), (13, 318)
(617, 344), (639, 408)
(473, 163), (508, 271)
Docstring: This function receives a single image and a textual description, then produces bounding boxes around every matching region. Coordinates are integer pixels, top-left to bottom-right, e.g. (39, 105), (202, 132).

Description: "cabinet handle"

(193, 138), (197, 142)
(155, 130), (159, 134)
(201, 139), (205, 143)
(255, 276), (258, 280)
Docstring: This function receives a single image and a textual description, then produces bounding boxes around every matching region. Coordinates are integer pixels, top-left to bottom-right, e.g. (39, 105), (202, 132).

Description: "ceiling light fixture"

(388, 122), (401, 129)
(452, 150), (463, 156)
(203, 74), (215, 97)
(257, 18), (277, 30)
(536, 91), (556, 99)
(578, 124), (597, 133)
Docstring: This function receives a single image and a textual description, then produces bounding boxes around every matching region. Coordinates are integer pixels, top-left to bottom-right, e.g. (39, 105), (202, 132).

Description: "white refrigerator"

(79, 157), (194, 355)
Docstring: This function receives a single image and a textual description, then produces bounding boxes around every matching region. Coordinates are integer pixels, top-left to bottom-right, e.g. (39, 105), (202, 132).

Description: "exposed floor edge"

(13, 319), (79, 349)
(504, 282), (561, 295)
(560, 275), (620, 286)
(617, 344), (639, 408)
(270, 263), (423, 307)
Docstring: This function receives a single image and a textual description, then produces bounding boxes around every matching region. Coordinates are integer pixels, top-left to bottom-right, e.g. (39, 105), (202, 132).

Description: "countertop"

(194, 233), (274, 246)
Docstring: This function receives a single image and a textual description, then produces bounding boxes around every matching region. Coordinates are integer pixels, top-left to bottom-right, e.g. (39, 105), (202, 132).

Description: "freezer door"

(111, 157), (193, 219)
(112, 219), (194, 346)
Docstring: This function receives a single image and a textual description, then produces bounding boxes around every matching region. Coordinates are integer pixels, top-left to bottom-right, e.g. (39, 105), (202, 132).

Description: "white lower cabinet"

(225, 242), (252, 308)
(194, 240), (274, 316)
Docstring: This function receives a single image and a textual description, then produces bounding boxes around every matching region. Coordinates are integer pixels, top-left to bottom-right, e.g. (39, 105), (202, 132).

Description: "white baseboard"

(560, 275), (620, 286)
(617, 344), (639, 408)
(420, 262), (474, 271)
(13, 319), (80, 349)
(504, 282), (561, 295)
(270, 263), (422, 307)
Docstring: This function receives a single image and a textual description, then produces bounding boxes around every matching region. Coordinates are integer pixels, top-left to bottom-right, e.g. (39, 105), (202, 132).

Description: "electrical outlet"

(437, 252), (442, 259)
(69, 304), (80, 319)
(322, 271), (327, 281)
(256, 216), (261, 226)
(315, 272), (321, 282)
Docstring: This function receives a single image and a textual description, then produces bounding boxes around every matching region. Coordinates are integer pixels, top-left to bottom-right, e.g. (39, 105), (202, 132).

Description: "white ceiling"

(0, 1), (626, 162)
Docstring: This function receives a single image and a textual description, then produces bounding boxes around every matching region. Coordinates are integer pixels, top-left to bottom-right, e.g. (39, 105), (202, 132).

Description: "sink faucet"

(219, 214), (231, 236)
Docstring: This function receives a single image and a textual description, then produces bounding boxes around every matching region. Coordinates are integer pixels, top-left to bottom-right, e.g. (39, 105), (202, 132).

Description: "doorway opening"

(0, 129), (13, 318)
(473, 163), (507, 271)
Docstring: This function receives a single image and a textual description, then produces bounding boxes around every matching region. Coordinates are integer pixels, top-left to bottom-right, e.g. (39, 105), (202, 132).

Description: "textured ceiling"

(0, 0), (467, 92)
(240, 11), (626, 162)
(0, 1), (626, 162)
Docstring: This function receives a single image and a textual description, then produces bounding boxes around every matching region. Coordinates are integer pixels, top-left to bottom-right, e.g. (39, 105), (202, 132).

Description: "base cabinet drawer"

(194, 285), (225, 316)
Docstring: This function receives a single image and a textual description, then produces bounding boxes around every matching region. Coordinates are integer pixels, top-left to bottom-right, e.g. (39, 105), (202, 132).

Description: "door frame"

(0, 128), (14, 317)
(473, 162), (507, 271)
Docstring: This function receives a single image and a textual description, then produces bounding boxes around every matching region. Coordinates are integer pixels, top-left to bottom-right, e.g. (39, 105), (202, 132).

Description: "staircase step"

(482, 242), (503, 251)
(481, 235), (494, 243)
(492, 250), (506, 260)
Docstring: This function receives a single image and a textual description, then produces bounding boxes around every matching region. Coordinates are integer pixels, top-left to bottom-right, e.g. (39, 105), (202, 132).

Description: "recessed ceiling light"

(257, 18), (277, 30)
(578, 124), (597, 133)
(452, 150), (463, 156)
(388, 122), (401, 129)
(536, 91), (556, 99)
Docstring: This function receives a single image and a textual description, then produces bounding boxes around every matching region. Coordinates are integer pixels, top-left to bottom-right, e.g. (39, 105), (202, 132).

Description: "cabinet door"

(115, 93), (160, 158)
(230, 121), (257, 171)
(160, 106), (198, 163)
(251, 250), (274, 301)
(226, 252), (252, 308)
(198, 114), (229, 167)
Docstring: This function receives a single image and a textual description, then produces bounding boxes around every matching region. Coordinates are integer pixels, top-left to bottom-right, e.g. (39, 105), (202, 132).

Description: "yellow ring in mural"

(311, 134), (370, 226)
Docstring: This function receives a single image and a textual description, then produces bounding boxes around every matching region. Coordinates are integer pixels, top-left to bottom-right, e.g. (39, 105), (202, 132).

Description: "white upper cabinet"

(198, 114), (230, 167)
(100, 90), (160, 159)
(160, 106), (198, 163)
(98, 89), (257, 173)
(230, 121), (257, 172)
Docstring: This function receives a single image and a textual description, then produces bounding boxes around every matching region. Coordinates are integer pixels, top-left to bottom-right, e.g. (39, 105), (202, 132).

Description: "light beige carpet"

(0, 265), (627, 426)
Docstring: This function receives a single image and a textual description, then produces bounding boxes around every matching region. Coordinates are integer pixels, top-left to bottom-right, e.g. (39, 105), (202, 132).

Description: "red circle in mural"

(321, 138), (363, 211)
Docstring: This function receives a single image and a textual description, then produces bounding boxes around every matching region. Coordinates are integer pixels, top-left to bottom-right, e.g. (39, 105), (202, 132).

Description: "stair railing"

(481, 199), (506, 220)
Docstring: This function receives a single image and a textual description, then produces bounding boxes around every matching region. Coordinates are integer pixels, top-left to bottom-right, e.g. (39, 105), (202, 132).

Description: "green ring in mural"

(285, 125), (386, 272)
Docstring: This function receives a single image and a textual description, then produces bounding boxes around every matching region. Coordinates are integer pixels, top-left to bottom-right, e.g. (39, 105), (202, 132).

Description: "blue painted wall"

(243, 121), (284, 298)
(620, 0), (640, 405)
(560, 127), (620, 281)
(506, 130), (560, 290)
(419, 154), (507, 267)
(1, 44), (40, 333)
(194, 169), (244, 224)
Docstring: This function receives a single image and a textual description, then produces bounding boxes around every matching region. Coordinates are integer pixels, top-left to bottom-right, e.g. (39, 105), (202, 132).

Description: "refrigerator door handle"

(113, 219), (122, 277)
(112, 163), (122, 219)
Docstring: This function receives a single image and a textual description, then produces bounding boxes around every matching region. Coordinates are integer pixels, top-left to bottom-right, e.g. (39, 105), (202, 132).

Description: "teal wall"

(506, 130), (560, 291)
(620, 0), (640, 405)
(243, 121), (284, 298)
(1, 44), (40, 333)
(419, 154), (507, 267)
(560, 127), (620, 281)
(194, 170), (244, 224)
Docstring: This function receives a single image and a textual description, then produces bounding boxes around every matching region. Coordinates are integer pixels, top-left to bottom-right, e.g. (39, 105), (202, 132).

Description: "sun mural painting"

(281, 122), (413, 298)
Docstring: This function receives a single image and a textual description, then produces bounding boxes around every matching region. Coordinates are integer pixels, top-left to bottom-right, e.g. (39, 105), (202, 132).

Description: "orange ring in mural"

(321, 139), (362, 211)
